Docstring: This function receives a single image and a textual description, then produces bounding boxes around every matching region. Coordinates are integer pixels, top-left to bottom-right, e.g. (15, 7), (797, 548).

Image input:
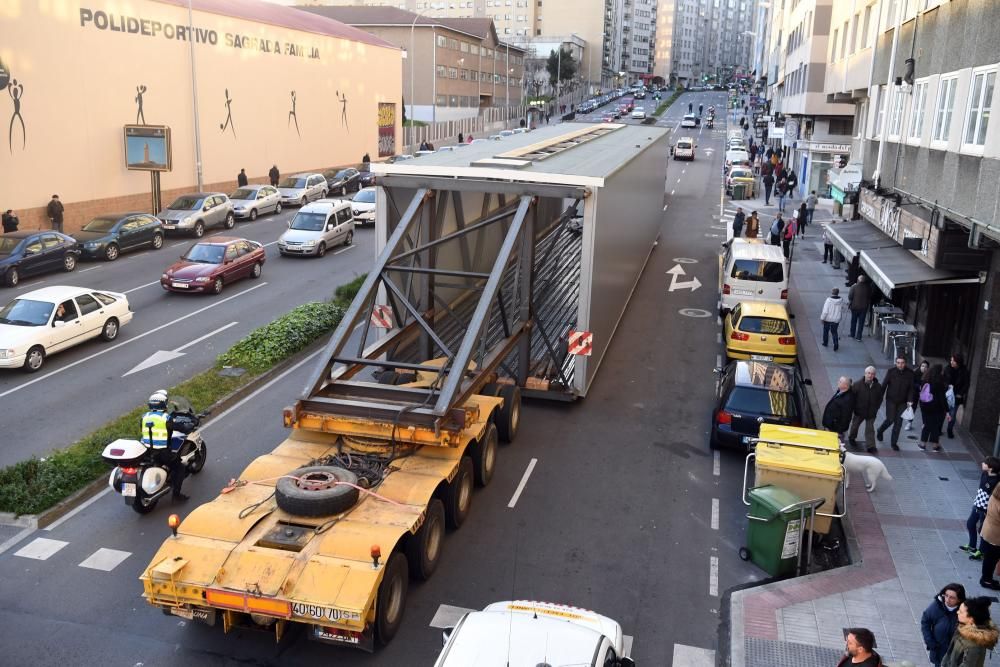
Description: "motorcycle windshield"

(167, 396), (195, 415)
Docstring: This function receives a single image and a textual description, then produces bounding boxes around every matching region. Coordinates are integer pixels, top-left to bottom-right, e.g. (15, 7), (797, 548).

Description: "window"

(41, 234), (62, 249)
(436, 94), (447, 105)
(436, 65), (446, 78)
(841, 21), (848, 58)
(448, 38), (459, 50)
(460, 41), (469, 53)
(93, 292), (117, 306)
(963, 69), (996, 147)
(449, 95), (459, 106)
(225, 245), (238, 262)
(75, 294), (100, 316)
(887, 87), (905, 136)
(909, 81), (927, 139)
(874, 85), (885, 137)
(470, 44), (479, 55)
(850, 13), (860, 54)
(932, 76), (957, 142)
(436, 35), (447, 48)
(828, 117), (854, 135)
(448, 67), (458, 78)
(831, 29), (838, 60)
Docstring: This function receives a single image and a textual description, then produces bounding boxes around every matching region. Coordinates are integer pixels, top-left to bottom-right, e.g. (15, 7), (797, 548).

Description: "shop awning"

(825, 221), (978, 296)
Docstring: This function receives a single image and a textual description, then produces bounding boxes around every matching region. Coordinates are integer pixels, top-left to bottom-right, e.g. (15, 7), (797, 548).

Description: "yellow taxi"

(724, 301), (798, 364)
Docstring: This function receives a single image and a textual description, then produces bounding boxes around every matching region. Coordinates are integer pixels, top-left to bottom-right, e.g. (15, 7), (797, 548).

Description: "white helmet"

(148, 390), (168, 411)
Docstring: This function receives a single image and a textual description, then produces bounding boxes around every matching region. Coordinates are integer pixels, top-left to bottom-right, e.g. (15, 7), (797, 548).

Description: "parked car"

(75, 213), (163, 261)
(0, 231), (80, 287)
(229, 185), (282, 220)
(159, 193), (235, 237)
(277, 200), (355, 257)
(726, 167), (755, 196)
(0, 285), (133, 372)
(602, 113), (616, 123)
(719, 239), (788, 314)
(681, 113), (698, 128)
(350, 187), (377, 226)
(434, 600), (635, 667)
(277, 173), (328, 207)
(323, 167), (361, 196)
(710, 360), (814, 449)
(724, 301), (798, 365)
(358, 167), (377, 188)
(160, 237), (265, 294)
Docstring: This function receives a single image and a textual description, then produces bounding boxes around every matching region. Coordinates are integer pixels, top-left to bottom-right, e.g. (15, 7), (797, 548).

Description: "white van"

(719, 239), (788, 314)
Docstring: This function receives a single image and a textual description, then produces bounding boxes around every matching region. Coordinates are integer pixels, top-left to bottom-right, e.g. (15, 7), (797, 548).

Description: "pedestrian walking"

(847, 275), (871, 341)
(822, 223), (835, 263)
(768, 214), (784, 246)
(939, 597), (998, 666)
(922, 584), (967, 667)
(806, 190), (818, 225)
(797, 202), (808, 236)
(848, 366), (884, 453)
(785, 168), (798, 200)
(781, 213), (797, 258)
(362, 153), (371, 167)
(776, 177), (789, 212)
(2, 209), (19, 233)
(822, 377), (855, 445)
(268, 164), (280, 186)
(466, 134), (474, 143)
(458, 132), (464, 144)
(876, 356), (915, 451)
(237, 168), (248, 187)
(762, 172), (775, 206)
(820, 288), (846, 351)
(732, 207), (745, 238)
(837, 627), (883, 667)
(906, 360), (930, 431)
(745, 211), (760, 239)
(944, 354), (969, 438)
(981, 486), (1000, 589)
(961, 457), (1000, 561)
(918, 364), (949, 453)
(46, 194), (64, 233)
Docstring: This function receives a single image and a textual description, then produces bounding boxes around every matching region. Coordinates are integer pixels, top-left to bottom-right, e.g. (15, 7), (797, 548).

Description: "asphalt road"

(0, 92), (765, 666)
(0, 205), (375, 468)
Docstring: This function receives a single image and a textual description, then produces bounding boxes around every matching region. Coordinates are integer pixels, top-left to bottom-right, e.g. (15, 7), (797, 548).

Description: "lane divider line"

(709, 555), (719, 596)
(507, 458), (538, 508)
(711, 498), (719, 530)
(713, 451), (721, 476)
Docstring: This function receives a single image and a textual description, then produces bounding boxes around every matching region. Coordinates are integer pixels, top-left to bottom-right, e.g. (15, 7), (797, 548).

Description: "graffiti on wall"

(378, 103), (395, 158)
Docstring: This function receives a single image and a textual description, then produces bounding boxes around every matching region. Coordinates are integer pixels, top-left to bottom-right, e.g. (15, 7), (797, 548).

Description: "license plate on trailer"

(172, 282), (189, 289)
(122, 483), (136, 497)
(170, 607), (194, 620)
(750, 354), (773, 361)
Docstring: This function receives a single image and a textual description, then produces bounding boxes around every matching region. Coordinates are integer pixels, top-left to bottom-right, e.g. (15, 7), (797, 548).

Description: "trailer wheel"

(275, 465), (360, 517)
(494, 385), (521, 443)
(443, 457), (473, 529)
(406, 499), (445, 580)
(375, 552), (409, 646)
(470, 423), (498, 487)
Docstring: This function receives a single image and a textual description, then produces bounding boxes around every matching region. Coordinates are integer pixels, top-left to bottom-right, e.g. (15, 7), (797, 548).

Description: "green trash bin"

(742, 485), (806, 577)
(731, 183), (747, 200)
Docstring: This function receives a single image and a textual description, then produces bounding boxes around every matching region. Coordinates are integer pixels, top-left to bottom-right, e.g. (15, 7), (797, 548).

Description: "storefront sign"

(784, 118), (800, 142)
(377, 103), (396, 157)
(798, 141), (852, 153)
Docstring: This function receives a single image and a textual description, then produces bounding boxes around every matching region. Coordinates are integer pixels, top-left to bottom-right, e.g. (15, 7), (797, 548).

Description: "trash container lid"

(758, 424), (839, 451)
(757, 441), (842, 477)
(748, 484), (804, 514)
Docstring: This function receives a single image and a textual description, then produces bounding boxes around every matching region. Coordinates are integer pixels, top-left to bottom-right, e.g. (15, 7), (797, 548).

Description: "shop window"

(963, 69), (996, 149)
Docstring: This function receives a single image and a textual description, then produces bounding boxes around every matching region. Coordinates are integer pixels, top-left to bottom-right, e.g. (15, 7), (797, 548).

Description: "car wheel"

(104, 243), (120, 261)
(343, 230), (353, 247)
(100, 317), (119, 341)
(249, 208), (258, 221)
(211, 277), (223, 294)
(151, 233), (163, 250)
(250, 262), (262, 279)
(274, 202), (282, 215)
(316, 242), (327, 258)
(63, 254), (77, 272)
(4, 267), (18, 287)
(224, 212), (235, 229)
(275, 465), (360, 517)
(193, 221), (205, 238)
(23, 346), (44, 373)
(299, 197), (305, 206)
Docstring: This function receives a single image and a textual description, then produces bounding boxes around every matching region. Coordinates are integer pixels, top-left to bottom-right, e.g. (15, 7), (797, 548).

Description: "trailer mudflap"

(312, 621), (375, 652)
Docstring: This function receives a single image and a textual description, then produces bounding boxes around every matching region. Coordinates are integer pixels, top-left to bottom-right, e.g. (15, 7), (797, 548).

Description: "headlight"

(300, 240), (316, 247)
(85, 241), (101, 248)
(194, 276), (211, 283)
(161, 273), (169, 280)
(0, 349), (15, 359)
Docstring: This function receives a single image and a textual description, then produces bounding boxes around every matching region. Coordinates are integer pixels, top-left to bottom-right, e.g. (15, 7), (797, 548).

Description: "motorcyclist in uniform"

(140, 390), (189, 502)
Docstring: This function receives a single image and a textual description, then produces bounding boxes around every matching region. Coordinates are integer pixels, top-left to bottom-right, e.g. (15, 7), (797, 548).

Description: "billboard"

(123, 125), (172, 172)
(378, 103), (396, 158)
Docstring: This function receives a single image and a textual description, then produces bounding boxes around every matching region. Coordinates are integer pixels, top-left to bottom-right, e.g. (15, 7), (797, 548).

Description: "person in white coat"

(821, 287), (847, 351)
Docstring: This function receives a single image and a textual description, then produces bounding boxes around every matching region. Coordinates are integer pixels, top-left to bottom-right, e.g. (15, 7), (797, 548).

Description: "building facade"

(623, 0), (657, 81)
(0, 0), (401, 234)
(653, 0), (676, 84)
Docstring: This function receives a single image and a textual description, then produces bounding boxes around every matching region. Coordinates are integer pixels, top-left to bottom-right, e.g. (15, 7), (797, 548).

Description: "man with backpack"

(769, 214), (784, 246)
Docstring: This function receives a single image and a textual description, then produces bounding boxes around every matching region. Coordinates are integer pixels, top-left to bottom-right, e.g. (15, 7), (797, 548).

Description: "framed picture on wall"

(123, 125), (172, 172)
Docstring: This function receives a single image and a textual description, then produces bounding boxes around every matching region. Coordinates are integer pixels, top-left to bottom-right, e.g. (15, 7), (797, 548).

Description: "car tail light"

(780, 288), (788, 299)
(716, 410), (732, 425)
(778, 336), (796, 345)
(723, 283), (731, 295)
(730, 331), (750, 341)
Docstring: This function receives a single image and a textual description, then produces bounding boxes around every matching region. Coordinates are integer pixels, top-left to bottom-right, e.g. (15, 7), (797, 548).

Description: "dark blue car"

(75, 212), (164, 261)
(0, 231), (81, 288)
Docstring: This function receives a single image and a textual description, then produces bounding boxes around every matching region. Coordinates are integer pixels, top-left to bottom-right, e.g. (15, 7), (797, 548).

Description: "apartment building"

(653, 0), (676, 84)
(623, 0), (657, 81)
(299, 6), (525, 122)
(671, 0), (756, 86)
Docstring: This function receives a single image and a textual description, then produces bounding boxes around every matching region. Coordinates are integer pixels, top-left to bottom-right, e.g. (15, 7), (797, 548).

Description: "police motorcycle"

(102, 392), (208, 514)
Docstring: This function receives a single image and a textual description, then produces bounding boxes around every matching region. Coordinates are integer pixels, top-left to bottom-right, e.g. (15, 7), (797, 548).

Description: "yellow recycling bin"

(752, 424), (844, 534)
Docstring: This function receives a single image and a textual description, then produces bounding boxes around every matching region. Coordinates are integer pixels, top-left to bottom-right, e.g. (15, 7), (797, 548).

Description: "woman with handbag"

(918, 364), (950, 453)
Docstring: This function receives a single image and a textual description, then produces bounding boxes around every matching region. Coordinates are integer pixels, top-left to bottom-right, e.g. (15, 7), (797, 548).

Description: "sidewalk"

(726, 203), (998, 667)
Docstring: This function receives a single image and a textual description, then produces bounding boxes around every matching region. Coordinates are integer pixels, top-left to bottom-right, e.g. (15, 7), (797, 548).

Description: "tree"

(546, 48), (577, 88)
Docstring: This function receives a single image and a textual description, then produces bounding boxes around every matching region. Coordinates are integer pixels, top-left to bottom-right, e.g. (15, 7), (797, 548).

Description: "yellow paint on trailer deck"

(214, 548), (298, 598)
(178, 485), (276, 542)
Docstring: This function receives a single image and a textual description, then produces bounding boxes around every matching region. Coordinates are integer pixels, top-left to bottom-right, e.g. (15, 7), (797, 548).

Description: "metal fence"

(405, 106), (529, 153)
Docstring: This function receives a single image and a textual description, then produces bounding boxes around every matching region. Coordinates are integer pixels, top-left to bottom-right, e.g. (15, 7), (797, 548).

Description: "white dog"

(841, 449), (893, 492)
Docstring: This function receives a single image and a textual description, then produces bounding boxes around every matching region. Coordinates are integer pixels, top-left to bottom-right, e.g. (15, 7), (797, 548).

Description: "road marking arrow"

(666, 264), (702, 292)
(123, 321), (239, 377)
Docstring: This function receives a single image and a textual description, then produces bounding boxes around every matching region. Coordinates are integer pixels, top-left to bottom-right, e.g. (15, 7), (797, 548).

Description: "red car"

(161, 237), (265, 294)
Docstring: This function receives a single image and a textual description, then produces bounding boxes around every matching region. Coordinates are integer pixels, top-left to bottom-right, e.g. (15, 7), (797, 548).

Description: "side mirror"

(327, 224), (335, 231)
(203, 205), (211, 211)
(286, 221), (291, 228)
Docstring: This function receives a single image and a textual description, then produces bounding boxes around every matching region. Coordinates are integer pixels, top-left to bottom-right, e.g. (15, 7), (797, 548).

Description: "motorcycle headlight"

(194, 276), (211, 283)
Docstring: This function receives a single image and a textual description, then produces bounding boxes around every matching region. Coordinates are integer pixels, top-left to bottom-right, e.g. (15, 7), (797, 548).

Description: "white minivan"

(719, 239), (788, 314)
(277, 199), (354, 258)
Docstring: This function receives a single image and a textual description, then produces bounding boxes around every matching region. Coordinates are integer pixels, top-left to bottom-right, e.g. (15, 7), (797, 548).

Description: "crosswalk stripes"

(79, 547), (131, 571)
(14, 537), (67, 560)
(12, 536), (132, 572)
(672, 643), (716, 665)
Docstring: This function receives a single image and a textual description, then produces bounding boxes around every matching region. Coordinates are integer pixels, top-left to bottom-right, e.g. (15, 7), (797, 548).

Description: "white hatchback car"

(277, 200), (355, 257)
(0, 286), (133, 372)
(229, 185), (282, 220)
(681, 113), (698, 128)
(630, 108), (646, 119)
(277, 173), (328, 207)
(350, 187), (377, 226)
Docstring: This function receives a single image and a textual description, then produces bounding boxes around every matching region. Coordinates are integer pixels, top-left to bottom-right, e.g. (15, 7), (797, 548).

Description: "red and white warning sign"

(567, 329), (593, 356)
(371, 305), (393, 329)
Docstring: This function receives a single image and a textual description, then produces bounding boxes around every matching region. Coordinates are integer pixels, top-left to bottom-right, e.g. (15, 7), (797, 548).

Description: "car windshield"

(290, 212), (327, 231)
(684, 115), (695, 120)
(182, 244), (225, 264)
(82, 217), (118, 232)
(0, 298), (54, 326)
(677, 142), (693, 149)
(731, 170), (751, 179)
(334, 170), (351, 179)
(354, 189), (376, 204)
(231, 189), (255, 200)
(739, 316), (791, 335)
(0, 237), (22, 254)
(168, 196), (203, 211)
(726, 386), (797, 417)
(279, 178), (306, 189)
(731, 259), (784, 283)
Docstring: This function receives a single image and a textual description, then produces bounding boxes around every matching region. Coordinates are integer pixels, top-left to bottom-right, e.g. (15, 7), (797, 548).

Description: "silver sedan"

(229, 185), (282, 221)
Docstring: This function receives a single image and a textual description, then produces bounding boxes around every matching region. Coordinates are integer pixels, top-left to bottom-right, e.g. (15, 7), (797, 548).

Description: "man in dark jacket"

(838, 627), (882, 667)
(1, 209), (18, 233)
(877, 356), (916, 451)
(849, 366), (884, 453)
(847, 274), (871, 341)
(823, 377), (855, 443)
(46, 194), (64, 233)
(237, 168), (248, 187)
(732, 207), (745, 238)
(268, 164), (280, 187)
(762, 171), (775, 205)
(921, 584), (965, 667)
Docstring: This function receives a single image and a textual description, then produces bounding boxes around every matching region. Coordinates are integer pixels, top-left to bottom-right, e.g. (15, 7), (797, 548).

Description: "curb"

(1, 333), (332, 532)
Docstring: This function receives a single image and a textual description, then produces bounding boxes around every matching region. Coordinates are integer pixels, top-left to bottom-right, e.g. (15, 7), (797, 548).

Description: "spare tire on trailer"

(275, 465), (360, 517)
